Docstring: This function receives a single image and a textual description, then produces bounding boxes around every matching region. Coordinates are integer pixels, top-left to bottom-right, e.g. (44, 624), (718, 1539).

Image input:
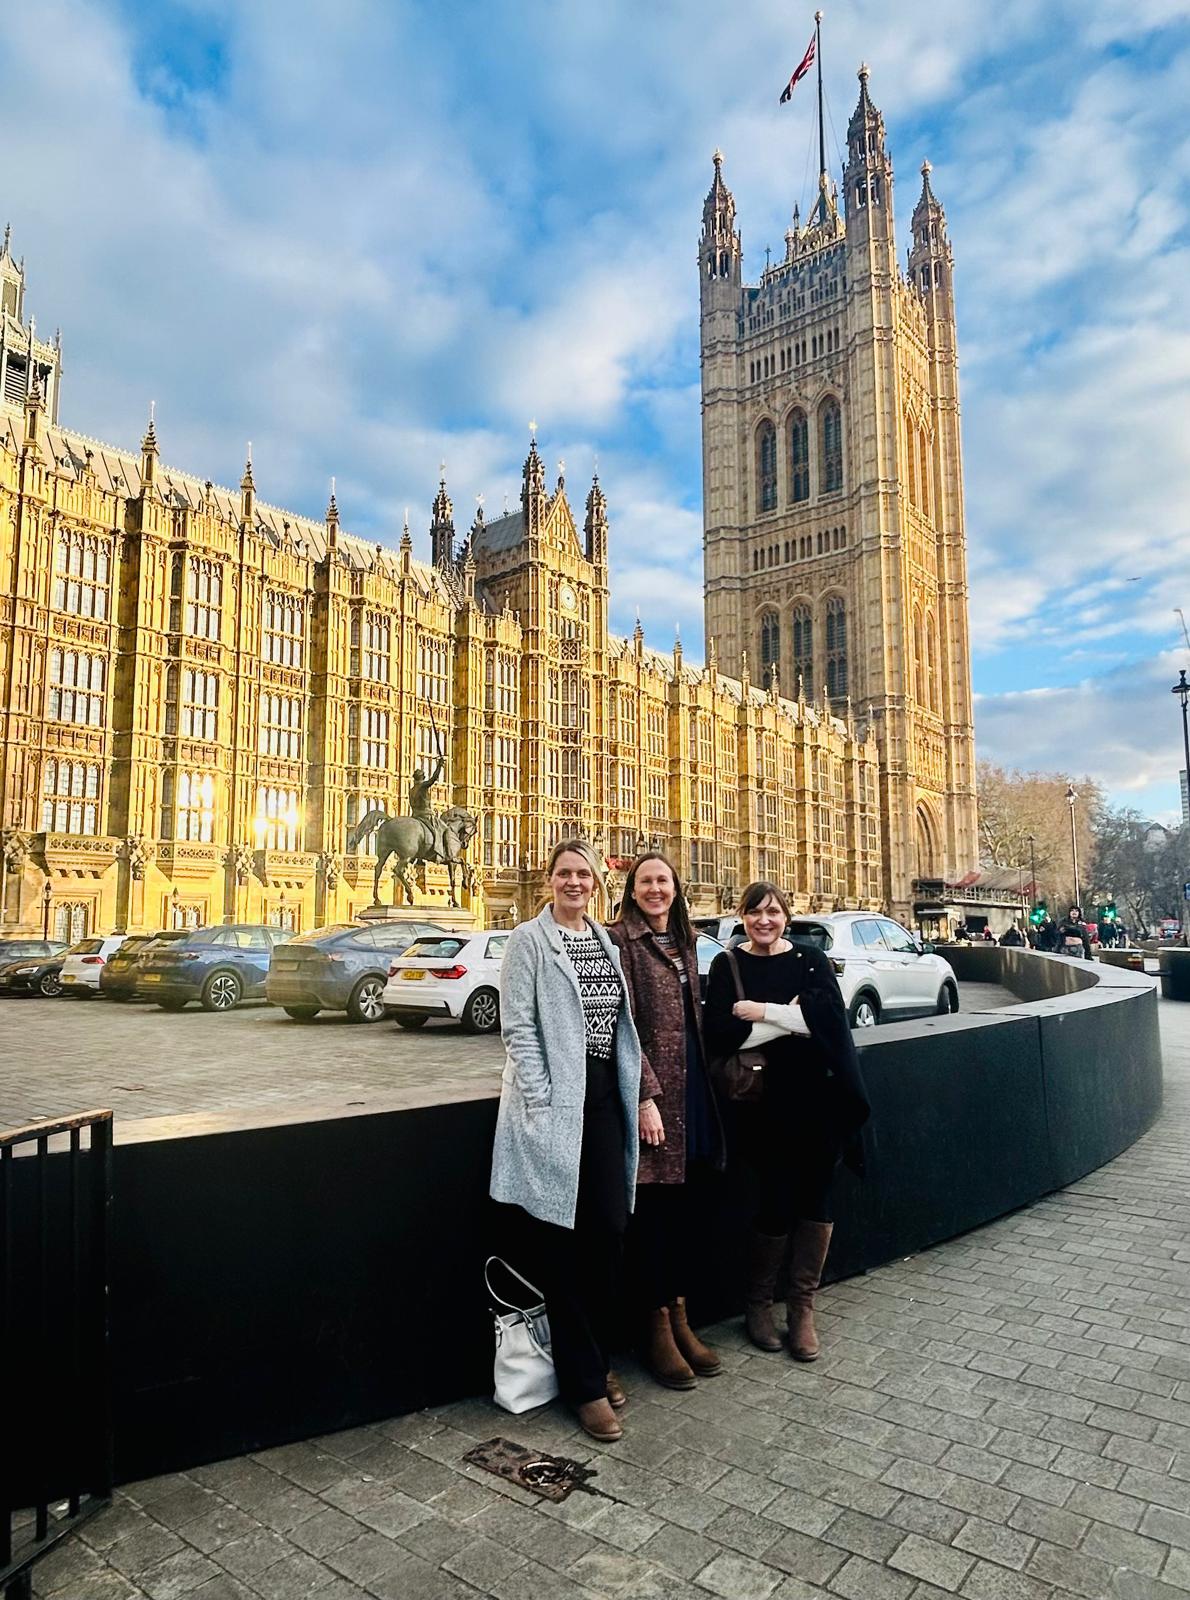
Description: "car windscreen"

(115, 937), (152, 953)
(788, 922), (832, 951)
(401, 938), (466, 960)
(144, 931), (193, 949)
(69, 939), (105, 955)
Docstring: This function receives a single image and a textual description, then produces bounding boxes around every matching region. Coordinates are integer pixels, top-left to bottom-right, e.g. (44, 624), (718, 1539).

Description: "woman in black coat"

(703, 881), (870, 1360)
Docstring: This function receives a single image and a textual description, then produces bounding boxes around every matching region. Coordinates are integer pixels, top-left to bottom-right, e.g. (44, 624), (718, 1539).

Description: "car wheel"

(395, 1014), (429, 1030)
(462, 987), (500, 1034)
(936, 983), (959, 1015)
(347, 976), (387, 1024)
(849, 992), (880, 1028)
(283, 1006), (320, 1021)
(201, 971), (242, 1013)
(38, 971), (63, 998)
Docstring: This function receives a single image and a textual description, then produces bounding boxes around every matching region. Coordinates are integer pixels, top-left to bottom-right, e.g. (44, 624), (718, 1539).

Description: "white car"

(383, 930), (510, 1034)
(787, 913), (959, 1029)
(59, 933), (131, 996)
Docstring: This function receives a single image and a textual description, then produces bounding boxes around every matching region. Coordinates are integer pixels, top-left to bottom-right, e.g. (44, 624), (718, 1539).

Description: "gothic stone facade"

(700, 67), (978, 917)
(0, 239), (883, 937)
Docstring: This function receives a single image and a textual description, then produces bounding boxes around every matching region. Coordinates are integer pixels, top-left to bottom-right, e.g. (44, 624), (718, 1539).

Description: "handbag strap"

(724, 946), (746, 1002)
(484, 1255), (547, 1315)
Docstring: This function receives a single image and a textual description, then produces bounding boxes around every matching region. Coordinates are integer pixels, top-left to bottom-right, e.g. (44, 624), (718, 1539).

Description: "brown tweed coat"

(607, 907), (725, 1184)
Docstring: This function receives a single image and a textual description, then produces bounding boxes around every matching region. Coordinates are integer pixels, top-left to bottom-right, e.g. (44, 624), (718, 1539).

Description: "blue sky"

(5, 0), (1190, 818)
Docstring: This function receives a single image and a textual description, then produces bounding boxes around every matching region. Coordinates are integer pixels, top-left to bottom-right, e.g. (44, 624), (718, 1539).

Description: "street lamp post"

(1065, 785), (1081, 911)
(41, 876), (52, 939)
(1174, 671), (1190, 940)
(1172, 670), (1190, 827)
(1027, 833), (1037, 901)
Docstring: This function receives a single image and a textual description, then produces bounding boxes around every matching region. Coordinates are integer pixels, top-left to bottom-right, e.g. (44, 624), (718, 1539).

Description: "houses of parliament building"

(0, 64), (974, 941)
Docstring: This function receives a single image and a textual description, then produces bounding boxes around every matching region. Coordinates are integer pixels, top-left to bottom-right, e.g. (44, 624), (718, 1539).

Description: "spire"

(700, 149), (742, 293)
(769, 658), (781, 701)
(843, 61), (892, 239)
(22, 357), (43, 456)
(909, 158), (954, 307)
(673, 624), (683, 674)
(522, 425), (546, 530)
(740, 648), (751, 694)
(140, 401), (158, 490)
(707, 635), (718, 678)
(400, 507), (412, 574)
(633, 608), (644, 655)
(324, 477), (339, 548)
(584, 470), (608, 565)
(430, 462), (455, 568)
(236, 443), (254, 525)
(1, 223), (10, 259)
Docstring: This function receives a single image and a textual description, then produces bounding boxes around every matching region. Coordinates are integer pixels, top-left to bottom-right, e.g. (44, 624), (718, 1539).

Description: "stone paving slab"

(2, 982), (1015, 1132)
(26, 984), (1184, 1600)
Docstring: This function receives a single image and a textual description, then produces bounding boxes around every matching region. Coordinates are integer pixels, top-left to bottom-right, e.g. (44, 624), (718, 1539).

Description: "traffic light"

(1106, 902), (1117, 922)
(1029, 902), (1047, 927)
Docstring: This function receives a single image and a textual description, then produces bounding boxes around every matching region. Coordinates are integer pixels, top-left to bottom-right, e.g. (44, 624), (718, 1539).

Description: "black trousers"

(501, 1055), (627, 1405)
(733, 1070), (841, 1233)
(626, 1163), (717, 1312)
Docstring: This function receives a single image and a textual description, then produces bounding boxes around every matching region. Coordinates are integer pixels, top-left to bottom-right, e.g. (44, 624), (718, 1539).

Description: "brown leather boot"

(669, 1297), (722, 1376)
(606, 1371), (628, 1410)
(644, 1306), (697, 1389)
(786, 1220), (833, 1361)
(576, 1397), (623, 1441)
(745, 1232), (788, 1352)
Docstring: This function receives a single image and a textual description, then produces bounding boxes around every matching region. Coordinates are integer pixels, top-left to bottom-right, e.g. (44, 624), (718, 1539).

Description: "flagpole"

(815, 9), (827, 223)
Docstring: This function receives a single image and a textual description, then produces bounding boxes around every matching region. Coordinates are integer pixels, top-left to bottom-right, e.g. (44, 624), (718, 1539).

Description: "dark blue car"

(138, 924), (294, 1013)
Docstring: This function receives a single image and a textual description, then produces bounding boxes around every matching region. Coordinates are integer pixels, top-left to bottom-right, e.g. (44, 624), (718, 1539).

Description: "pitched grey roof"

(0, 402), (457, 599)
(471, 509), (524, 554)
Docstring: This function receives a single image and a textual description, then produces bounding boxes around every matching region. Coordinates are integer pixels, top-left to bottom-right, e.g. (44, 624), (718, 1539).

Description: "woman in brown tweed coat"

(608, 853), (726, 1389)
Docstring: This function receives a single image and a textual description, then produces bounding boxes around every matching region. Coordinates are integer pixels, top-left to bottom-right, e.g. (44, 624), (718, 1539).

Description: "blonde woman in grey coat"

(490, 839), (642, 1443)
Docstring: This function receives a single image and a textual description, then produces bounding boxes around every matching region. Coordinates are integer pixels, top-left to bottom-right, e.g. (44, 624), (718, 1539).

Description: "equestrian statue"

(346, 730), (478, 909)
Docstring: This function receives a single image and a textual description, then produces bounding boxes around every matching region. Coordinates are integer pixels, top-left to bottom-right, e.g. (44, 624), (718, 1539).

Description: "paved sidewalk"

(31, 996), (1189, 1600)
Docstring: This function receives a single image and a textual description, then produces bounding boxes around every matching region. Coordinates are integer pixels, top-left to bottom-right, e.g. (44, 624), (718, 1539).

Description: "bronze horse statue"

(347, 805), (478, 908)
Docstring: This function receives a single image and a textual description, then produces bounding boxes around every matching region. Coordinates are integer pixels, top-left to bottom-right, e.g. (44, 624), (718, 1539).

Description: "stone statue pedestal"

(356, 904), (478, 931)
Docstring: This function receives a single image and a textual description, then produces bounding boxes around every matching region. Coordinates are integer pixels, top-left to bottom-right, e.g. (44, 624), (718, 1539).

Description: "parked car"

(138, 924), (295, 1012)
(693, 915), (747, 946)
(58, 934), (133, 997)
(98, 933), (164, 1001)
(695, 933), (725, 999)
(0, 942), (69, 997)
(383, 930), (513, 1033)
(266, 921), (451, 1023)
(786, 912), (959, 1028)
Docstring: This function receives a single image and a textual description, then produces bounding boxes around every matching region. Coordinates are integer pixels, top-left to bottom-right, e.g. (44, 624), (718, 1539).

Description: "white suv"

(787, 913), (959, 1028)
(383, 930), (510, 1034)
(59, 933), (131, 996)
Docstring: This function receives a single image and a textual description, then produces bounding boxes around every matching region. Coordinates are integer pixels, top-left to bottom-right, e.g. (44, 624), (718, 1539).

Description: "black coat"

(703, 942), (871, 1174)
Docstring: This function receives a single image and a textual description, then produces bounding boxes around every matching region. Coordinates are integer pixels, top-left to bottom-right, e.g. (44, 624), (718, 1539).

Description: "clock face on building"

(559, 582), (577, 611)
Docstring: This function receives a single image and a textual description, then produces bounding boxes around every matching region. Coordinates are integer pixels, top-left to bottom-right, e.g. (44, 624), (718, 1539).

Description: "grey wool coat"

(489, 907), (642, 1229)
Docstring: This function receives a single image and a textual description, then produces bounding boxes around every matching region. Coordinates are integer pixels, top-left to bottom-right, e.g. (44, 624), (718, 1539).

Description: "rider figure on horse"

(408, 757), (445, 862)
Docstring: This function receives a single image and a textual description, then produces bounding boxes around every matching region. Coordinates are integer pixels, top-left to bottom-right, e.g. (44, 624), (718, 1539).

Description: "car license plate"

(401, 969), (425, 981)
(142, 973), (161, 983)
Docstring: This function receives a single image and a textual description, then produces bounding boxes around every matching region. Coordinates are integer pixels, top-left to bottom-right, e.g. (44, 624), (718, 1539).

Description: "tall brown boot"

(786, 1221), (833, 1361)
(644, 1306), (697, 1389)
(744, 1232), (788, 1352)
(669, 1297), (722, 1376)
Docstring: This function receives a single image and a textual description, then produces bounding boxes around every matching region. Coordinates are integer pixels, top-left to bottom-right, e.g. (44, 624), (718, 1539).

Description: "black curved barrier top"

(15, 948), (1161, 1485)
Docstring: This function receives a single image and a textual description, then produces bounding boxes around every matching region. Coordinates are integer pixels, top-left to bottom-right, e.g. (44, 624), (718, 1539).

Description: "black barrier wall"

(35, 950), (1162, 1483)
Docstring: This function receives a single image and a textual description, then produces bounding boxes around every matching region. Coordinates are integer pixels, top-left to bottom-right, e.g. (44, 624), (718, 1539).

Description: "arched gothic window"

(789, 409), (809, 503)
(918, 429), (931, 519)
(760, 610), (781, 688)
(925, 611), (939, 712)
(913, 608), (925, 706)
(792, 604), (813, 698)
(820, 398), (843, 493)
(825, 597), (848, 699)
(757, 421), (777, 511)
(905, 416), (917, 508)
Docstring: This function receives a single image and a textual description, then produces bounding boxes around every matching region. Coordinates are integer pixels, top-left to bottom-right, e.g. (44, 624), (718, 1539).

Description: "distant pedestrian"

(1057, 906), (1093, 959)
(608, 853), (726, 1392)
(1000, 923), (1025, 948)
(490, 839), (642, 1443)
(703, 882), (870, 1362)
(981, 926), (995, 942)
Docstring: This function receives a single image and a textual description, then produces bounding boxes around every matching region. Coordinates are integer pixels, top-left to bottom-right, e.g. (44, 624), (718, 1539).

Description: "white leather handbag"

(485, 1256), (558, 1414)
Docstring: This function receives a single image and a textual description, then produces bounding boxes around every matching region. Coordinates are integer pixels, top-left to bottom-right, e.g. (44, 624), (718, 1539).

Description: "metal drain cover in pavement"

(463, 1437), (598, 1501)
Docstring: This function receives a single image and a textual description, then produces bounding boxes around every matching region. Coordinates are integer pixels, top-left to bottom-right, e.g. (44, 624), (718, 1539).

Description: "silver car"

(787, 913), (959, 1028)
